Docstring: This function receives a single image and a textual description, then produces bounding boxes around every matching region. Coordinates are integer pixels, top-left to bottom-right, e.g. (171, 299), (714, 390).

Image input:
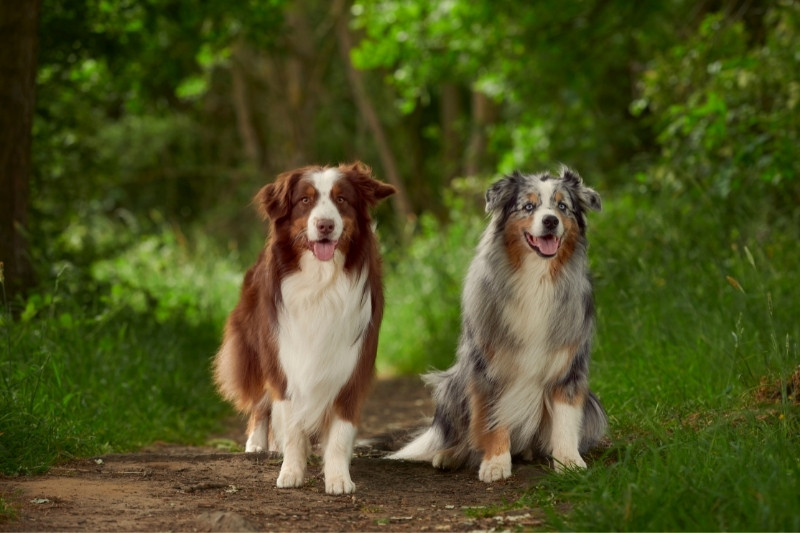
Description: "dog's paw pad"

(276, 468), (305, 488)
(325, 476), (356, 495)
(478, 453), (512, 483)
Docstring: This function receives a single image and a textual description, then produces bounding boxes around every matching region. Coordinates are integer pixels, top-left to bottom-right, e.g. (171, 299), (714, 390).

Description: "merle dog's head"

(485, 167), (601, 260)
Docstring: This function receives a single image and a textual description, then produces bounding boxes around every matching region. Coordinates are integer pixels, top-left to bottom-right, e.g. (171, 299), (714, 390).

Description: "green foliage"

(637, 4), (800, 201)
(32, 0), (286, 291)
(6, 2), (798, 529)
(0, 229), (239, 475)
(352, 0), (690, 181)
(379, 179), (486, 373)
(378, 178), (800, 529)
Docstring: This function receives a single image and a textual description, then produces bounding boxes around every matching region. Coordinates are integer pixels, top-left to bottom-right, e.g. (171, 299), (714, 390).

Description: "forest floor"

(0, 377), (556, 532)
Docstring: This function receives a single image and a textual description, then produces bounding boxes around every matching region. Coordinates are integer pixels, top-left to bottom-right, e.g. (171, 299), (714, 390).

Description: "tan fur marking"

(549, 216), (578, 278)
(552, 387), (586, 407)
(504, 217), (531, 270)
(469, 382), (511, 459)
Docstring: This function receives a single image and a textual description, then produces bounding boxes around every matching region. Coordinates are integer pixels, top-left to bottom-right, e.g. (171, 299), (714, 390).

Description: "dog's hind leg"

(245, 395), (271, 452)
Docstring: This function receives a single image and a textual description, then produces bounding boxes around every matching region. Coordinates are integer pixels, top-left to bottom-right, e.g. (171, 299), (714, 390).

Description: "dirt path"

(1, 377), (550, 531)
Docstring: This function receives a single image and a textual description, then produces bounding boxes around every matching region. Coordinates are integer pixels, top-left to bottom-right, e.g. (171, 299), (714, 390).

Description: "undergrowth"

(379, 182), (800, 531)
(0, 229), (239, 475)
(1, 178), (798, 530)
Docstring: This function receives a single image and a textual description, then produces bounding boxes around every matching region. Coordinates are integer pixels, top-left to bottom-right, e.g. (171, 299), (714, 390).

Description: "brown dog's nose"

(316, 218), (335, 236)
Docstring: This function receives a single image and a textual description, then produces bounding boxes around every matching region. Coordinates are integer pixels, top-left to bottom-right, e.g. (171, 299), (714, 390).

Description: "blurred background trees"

(2, 0), (798, 306)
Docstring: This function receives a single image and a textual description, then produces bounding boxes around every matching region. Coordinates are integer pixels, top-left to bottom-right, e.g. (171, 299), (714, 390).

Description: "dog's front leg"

(470, 381), (512, 482)
(476, 425), (512, 482)
(273, 400), (308, 488)
(322, 416), (357, 494)
(549, 397), (587, 471)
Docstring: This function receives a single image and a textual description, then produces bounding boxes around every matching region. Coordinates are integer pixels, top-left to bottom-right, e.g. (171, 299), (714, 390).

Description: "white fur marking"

(245, 418), (268, 453)
(531, 180), (564, 239)
(308, 168), (344, 242)
(550, 401), (587, 471)
(388, 426), (443, 463)
(323, 418), (357, 494)
(273, 400), (311, 488)
(478, 452), (512, 482)
(276, 255), (370, 435)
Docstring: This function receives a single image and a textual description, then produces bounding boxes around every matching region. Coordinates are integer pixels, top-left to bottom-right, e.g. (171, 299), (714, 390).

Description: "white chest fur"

(276, 250), (371, 431)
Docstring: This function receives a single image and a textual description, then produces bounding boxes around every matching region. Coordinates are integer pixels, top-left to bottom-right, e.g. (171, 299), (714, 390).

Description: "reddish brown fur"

(213, 161), (395, 428)
(469, 382), (511, 459)
(504, 216), (532, 271)
(548, 211), (579, 279)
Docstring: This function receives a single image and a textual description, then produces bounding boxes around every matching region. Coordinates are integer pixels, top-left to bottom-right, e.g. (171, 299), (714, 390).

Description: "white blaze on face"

(308, 168), (344, 261)
(526, 179), (564, 257)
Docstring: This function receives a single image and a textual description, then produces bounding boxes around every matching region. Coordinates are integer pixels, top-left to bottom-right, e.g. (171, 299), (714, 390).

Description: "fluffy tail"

(388, 426), (444, 462)
(579, 390), (608, 452)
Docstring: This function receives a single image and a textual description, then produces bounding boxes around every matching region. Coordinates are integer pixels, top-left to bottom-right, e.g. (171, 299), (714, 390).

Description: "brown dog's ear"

(254, 169), (305, 220)
(254, 183), (276, 220)
(341, 161), (396, 206)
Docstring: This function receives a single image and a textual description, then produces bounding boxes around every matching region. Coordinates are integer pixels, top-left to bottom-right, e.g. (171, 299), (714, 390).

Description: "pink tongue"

(536, 235), (560, 255)
(312, 241), (337, 261)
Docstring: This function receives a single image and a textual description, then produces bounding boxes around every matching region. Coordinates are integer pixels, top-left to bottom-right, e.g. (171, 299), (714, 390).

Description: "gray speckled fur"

(392, 167), (607, 471)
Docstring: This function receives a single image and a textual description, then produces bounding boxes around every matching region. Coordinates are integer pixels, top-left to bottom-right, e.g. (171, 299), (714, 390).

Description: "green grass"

(378, 185), (800, 531)
(0, 494), (18, 522)
(0, 229), (240, 475)
(2, 182), (798, 530)
(527, 189), (800, 531)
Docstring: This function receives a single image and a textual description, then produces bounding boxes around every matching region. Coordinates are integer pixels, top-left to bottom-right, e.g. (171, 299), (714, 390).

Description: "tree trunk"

(0, 0), (41, 303)
(231, 43), (265, 172)
(332, 0), (413, 227)
(464, 90), (497, 177)
(441, 83), (462, 182)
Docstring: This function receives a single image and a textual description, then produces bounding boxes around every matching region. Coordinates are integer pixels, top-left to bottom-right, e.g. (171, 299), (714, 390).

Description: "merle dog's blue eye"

(523, 202), (535, 212)
(558, 202), (568, 212)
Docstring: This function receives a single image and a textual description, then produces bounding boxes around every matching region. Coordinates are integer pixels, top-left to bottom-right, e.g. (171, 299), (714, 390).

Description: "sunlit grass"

(378, 186), (800, 531)
(2, 183), (798, 530)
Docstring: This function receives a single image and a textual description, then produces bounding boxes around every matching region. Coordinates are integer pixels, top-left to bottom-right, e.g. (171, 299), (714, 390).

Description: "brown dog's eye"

(337, 196), (346, 204)
(301, 197), (310, 204)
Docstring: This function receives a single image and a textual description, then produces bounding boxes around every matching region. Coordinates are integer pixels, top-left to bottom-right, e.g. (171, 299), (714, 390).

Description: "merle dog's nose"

(543, 215), (559, 231)
(316, 218), (335, 236)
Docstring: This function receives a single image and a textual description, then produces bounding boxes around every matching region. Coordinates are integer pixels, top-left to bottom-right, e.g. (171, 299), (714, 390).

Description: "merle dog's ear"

(485, 173), (521, 214)
(561, 167), (601, 212)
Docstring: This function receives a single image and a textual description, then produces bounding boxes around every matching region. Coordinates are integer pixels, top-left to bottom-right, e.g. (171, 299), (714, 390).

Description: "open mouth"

(310, 239), (338, 261)
(524, 232), (560, 258)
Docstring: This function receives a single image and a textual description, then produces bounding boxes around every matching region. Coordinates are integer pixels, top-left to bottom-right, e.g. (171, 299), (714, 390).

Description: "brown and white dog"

(213, 161), (395, 494)
(390, 167), (606, 482)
